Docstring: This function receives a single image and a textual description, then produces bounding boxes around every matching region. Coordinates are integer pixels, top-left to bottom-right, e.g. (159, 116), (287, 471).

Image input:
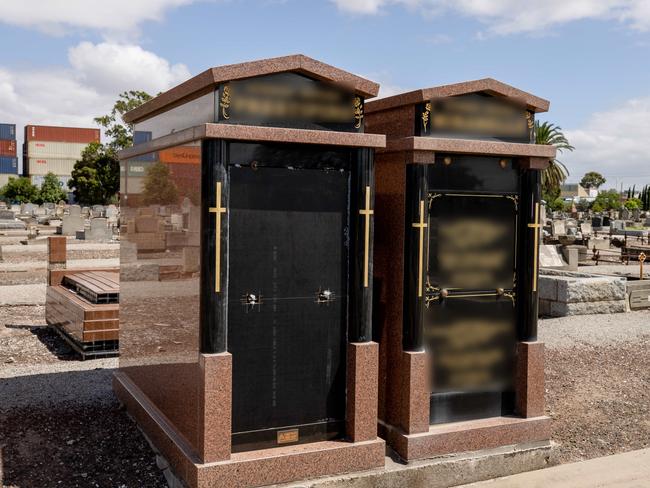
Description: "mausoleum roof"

(124, 54), (380, 123)
(365, 78), (550, 114)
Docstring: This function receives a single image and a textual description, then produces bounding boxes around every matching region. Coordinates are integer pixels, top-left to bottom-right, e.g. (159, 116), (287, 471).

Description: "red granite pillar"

(515, 341), (545, 418)
(198, 352), (232, 462)
(48, 236), (67, 264)
(346, 342), (379, 442)
(399, 350), (429, 434)
(47, 236), (67, 285)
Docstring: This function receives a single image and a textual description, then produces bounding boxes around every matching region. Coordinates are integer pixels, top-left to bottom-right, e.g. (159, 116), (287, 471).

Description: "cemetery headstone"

(552, 220), (566, 236)
(87, 218), (112, 241)
(62, 205), (84, 236)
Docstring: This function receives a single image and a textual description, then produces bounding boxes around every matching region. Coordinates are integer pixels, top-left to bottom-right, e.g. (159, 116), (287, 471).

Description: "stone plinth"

(538, 273), (627, 317)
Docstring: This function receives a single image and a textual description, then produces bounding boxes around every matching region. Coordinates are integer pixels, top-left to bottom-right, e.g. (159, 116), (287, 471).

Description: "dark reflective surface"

(217, 72), (364, 132)
(228, 165), (349, 450)
(427, 194), (517, 291)
(415, 92), (534, 143)
(427, 154), (519, 194)
(421, 156), (520, 424)
(228, 142), (352, 170)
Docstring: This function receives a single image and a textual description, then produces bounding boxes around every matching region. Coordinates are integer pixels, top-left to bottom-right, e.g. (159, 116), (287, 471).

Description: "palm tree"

(535, 121), (574, 193)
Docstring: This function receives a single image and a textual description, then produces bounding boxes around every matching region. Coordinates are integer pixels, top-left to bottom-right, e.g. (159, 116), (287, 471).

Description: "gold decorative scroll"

(412, 199), (428, 297)
(526, 111), (535, 129)
(209, 182), (227, 293)
(353, 97), (364, 129)
(220, 85), (231, 120)
(422, 102), (432, 132)
(359, 185), (374, 288)
(528, 202), (541, 292)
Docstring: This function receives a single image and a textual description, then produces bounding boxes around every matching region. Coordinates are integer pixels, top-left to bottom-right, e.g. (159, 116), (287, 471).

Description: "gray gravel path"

(539, 310), (650, 349)
(0, 283), (46, 305)
(0, 359), (118, 410)
(0, 258), (119, 272)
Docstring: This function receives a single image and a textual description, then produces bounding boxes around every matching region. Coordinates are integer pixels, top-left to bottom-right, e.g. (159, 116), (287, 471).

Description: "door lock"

(316, 288), (336, 304)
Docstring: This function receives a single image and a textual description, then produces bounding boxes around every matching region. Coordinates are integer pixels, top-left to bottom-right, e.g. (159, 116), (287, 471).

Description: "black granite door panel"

(227, 166), (349, 451)
(425, 193), (518, 424)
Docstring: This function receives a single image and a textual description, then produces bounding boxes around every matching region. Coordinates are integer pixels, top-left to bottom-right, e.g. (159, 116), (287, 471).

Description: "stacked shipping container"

(24, 125), (100, 188)
(0, 123), (18, 187)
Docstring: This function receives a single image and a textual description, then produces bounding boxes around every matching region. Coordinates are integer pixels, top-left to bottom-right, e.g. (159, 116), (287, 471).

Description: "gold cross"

(527, 202), (541, 292)
(209, 182), (227, 293)
(640, 252), (646, 281)
(412, 199), (428, 297)
(359, 186), (374, 288)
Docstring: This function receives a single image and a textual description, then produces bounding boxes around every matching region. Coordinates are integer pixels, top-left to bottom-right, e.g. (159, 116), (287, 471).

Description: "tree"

(37, 173), (67, 203)
(535, 121), (574, 194)
(624, 198), (642, 210)
(0, 177), (39, 203)
(592, 189), (622, 211)
(68, 143), (120, 205)
(94, 90), (153, 152)
(142, 162), (178, 206)
(580, 171), (606, 190)
(68, 91), (153, 205)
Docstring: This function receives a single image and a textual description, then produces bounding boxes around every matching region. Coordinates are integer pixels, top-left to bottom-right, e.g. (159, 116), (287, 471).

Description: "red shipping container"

(159, 146), (201, 165)
(24, 125), (100, 144)
(0, 139), (16, 157)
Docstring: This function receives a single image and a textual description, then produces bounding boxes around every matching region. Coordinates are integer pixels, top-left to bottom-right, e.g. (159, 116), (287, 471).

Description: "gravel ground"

(539, 310), (650, 348)
(0, 285), (46, 306)
(0, 305), (648, 487)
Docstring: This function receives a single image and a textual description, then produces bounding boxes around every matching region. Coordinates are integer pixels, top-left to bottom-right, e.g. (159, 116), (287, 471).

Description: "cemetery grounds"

(0, 230), (648, 486)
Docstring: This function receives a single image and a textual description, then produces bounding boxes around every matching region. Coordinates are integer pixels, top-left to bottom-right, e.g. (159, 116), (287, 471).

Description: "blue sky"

(1, 0), (649, 189)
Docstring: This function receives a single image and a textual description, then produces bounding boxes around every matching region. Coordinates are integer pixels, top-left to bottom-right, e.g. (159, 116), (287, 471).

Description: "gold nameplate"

(277, 429), (299, 445)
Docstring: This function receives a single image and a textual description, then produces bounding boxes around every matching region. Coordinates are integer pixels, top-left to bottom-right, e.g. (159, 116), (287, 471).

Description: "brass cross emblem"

(527, 202), (541, 292)
(359, 185), (374, 288)
(209, 182), (227, 293)
(639, 252), (646, 281)
(412, 199), (428, 297)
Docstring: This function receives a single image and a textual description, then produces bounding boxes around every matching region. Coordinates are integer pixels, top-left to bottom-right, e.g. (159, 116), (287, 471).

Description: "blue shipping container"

(133, 130), (152, 145)
(0, 157), (18, 174)
(0, 124), (16, 140)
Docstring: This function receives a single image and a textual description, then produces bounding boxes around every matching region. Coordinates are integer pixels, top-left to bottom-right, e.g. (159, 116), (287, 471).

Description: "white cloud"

(0, 0), (198, 36)
(69, 42), (190, 95)
(0, 42), (190, 172)
(562, 97), (650, 189)
(332, 0), (650, 34)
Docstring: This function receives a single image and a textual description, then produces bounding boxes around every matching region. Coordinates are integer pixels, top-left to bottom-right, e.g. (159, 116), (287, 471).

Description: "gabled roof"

(366, 78), (550, 114)
(124, 54), (380, 123)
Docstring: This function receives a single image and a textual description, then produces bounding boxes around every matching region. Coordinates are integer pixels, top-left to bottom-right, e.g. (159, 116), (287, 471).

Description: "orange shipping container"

(0, 139), (16, 157)
(25, 125), (100, 144)
(158, 146), (201, 164)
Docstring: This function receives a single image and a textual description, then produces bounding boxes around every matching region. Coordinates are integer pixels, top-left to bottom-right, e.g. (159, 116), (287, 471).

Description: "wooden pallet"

(62, 271), (119, 304)
(46, 270), (119, 359)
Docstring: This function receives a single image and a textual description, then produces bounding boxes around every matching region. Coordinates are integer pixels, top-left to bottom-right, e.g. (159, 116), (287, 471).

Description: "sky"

(1, 0), (649, 189)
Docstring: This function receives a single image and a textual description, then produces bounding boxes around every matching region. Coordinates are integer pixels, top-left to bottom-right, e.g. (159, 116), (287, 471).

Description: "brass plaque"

(277, 429), (299, 445)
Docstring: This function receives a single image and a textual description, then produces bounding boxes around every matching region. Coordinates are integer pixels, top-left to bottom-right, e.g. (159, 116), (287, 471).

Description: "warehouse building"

(23, 125), (100, 190)
(0, 123), (18, 188)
